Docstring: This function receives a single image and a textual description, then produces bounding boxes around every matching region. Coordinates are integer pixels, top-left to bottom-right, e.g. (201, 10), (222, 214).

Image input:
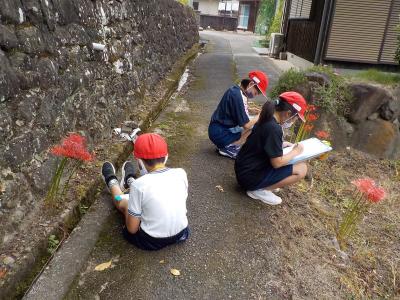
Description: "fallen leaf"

(0, 268), (7, 279)
(159, 260), (165, 264)
(95, 261), (112, 271)
(215, 185), (224, 192)
(170, 268), (181, 276)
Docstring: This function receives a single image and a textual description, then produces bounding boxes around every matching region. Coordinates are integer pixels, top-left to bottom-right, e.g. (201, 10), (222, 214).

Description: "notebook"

(283, 137), (333, 165)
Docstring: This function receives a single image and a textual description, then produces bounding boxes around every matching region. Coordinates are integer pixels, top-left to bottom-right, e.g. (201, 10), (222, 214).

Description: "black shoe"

(101, 162), (117, 188)
(120, 161), (136, 190)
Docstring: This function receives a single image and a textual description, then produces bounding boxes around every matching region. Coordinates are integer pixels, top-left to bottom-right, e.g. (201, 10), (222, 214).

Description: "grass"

(349, 69), (400, 86)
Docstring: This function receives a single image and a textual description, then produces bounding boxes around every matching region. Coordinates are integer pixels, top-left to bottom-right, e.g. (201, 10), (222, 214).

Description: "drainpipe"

(314, 0), (333, 65)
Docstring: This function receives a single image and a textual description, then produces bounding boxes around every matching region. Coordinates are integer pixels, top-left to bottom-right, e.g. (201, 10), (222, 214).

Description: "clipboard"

(283, 137), (333, 165)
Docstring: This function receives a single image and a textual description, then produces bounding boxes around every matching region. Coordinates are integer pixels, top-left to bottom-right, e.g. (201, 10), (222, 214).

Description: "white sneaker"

(247, 189), (282, 205)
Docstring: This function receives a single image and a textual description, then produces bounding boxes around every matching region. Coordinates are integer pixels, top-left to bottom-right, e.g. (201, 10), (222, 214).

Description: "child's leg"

(265, 162), (307, 191)
(232, 128), (252, 145)
(109, 184), (128, 215)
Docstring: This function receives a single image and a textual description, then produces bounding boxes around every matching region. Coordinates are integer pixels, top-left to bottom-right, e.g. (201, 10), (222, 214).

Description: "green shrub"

(269, 68), (308, 99)
(270, 66), (353, 118)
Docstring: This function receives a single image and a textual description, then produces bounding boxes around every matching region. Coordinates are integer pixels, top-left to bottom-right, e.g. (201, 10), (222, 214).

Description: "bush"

(269, 66), (353, 118)
(269, 68), (308, 99)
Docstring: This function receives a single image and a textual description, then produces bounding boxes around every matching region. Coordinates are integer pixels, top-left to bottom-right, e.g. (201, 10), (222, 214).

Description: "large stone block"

(36, 58), (59, 89)
(52, 0), (80, 25)
(21, 0), (43, 25)
(16, 25), (46, 54)
(0, 25), (18, 50)
(0, 50), (20, 100)
(0, 0), (24, 24)
(348, 83), (392, 124)
(352, 119), (400, 159)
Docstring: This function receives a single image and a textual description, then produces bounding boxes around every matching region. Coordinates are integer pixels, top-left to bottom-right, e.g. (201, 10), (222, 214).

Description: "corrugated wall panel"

(289, 0), (312, 18)
(325, 0), (391, 63)
(380, 0), (400, 64)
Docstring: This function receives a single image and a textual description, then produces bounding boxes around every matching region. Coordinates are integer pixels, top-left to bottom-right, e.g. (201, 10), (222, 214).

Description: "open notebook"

(283, 137), (333, 165)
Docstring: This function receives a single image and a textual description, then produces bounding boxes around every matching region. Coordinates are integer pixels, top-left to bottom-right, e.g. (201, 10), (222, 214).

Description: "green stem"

(61, 160), (82, 198)
(45, 157), (68, 204)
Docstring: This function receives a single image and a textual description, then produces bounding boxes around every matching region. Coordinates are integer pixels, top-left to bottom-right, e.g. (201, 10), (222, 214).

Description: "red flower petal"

(367, 186), (386, 203)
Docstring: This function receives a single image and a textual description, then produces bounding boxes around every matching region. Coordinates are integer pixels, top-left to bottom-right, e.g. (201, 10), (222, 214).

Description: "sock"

(107, 178), (119, 189)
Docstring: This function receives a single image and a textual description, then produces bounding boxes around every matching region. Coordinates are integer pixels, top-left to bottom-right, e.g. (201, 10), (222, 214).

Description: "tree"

(255, 0), (276, 35)
(267, 0), (284, 38)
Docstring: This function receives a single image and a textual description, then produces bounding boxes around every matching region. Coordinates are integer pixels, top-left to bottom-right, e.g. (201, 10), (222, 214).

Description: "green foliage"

(177, 0), (188, 5)
(267, 0), (284, 38)
(256, 0), (276, 35)
(47, 235), (60, 254)
(395, 25), (400, 65)
(349, 69), (400, 86)
(269, 68), (308, 99)
(269, 66), (353, 118)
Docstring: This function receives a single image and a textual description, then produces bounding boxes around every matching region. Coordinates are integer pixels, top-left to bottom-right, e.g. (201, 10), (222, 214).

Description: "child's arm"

(270, 143), (304, 168)
(125, 215), (140, 234)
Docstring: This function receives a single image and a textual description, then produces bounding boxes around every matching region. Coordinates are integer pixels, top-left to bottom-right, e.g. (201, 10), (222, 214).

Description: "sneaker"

(101, 162), (117, 189)
(120, 161), (136, 191)
(218, 144), (240, 159)
(246, 189), (282, 205)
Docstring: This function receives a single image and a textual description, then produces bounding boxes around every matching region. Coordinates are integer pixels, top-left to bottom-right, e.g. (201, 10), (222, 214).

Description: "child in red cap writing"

(235, 92), (308, 205)
(208, 70), (269, 159)
(101, 133), (189, 250)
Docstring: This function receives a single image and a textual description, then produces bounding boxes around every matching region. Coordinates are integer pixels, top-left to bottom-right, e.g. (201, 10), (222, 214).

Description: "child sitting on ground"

(101, 133), (190, 251)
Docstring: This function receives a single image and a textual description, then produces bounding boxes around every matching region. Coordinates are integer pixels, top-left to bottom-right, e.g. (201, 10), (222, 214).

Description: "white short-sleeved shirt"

(127, 168), (189, 238)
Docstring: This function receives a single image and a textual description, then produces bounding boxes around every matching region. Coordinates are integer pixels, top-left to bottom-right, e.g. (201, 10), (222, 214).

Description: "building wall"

(198, 0), (219, 15)
(324, 0), (393, 64)
(380, 0), (400, 64)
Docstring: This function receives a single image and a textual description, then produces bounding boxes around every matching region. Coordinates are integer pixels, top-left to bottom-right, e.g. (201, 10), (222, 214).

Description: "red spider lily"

(366, 186), (386, 203)
(315, 130), (330, 139)
(351, 178), (375, 194)
(51, 133), (93, 161)
(307, 105), (317, 112)
(307, 113), (319, 122)
(304, 124), (314, 132)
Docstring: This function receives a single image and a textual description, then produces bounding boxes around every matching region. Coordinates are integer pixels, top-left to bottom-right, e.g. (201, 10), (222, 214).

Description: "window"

(193, 1), (199, 10)
(289, 0), (312, 19)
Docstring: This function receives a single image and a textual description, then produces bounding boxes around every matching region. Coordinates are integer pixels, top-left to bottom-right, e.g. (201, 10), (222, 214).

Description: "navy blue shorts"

(123, 227), (190, 251)
(208, 122), (241, 149)
(253, 165), (293, 190)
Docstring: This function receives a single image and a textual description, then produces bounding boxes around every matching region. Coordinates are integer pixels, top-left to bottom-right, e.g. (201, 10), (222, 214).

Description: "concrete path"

(65, 31), (293, 299)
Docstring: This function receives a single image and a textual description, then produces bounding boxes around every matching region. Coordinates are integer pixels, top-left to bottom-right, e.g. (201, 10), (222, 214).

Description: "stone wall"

(301, 74), (400, 159)
(0, 0), (198, 242)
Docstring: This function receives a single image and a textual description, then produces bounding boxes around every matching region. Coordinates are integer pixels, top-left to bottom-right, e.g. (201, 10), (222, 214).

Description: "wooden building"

(281, 0), (400, 66)
(196, 0), (260, 32)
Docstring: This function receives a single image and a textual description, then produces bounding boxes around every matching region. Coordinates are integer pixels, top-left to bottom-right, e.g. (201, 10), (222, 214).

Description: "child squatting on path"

(101, 133), (190, 251)
(208, 70), (269, 159)
(234, 92), (308, 205)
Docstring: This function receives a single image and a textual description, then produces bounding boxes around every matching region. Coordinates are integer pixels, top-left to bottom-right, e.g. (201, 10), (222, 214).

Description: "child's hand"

(293, 143), (304, 155)
(283, 141), (294, 148)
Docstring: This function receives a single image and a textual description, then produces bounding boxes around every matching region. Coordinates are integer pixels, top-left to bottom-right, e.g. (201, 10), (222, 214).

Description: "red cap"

(279, 91), (307, 122)
(248, 70), (268, 97)
(133, 133), (168, 159)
